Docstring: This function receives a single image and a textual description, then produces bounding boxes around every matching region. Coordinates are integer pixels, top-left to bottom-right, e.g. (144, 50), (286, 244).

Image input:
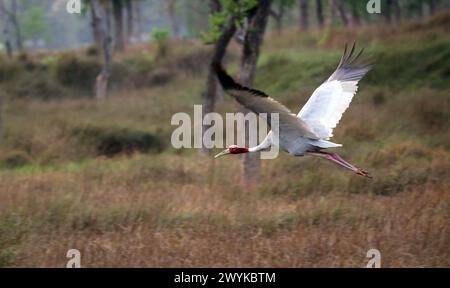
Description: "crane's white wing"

(214, 62), (319, 140)
(297, 44), (372, 140)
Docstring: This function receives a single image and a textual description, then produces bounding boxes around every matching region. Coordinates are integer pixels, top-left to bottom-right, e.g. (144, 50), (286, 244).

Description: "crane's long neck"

(248, 146), (262, 153)
(247, 134), (272, 153)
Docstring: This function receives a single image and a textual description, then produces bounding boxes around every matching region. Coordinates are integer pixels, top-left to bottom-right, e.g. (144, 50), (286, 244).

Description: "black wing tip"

(213, 62), (268, 98)
(340, 42), (373, 69)
(328, 43), (373, 82)
(212, 60), (223, 74)
(212, 61), (237, 91)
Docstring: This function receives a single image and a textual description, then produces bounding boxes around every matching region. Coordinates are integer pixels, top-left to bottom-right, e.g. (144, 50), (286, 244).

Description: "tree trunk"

(125, 0), (133, 43)
(270, 0), (285, 35)
(238, 0), (272, 185)
(393, 0), (401, 23)
(385, 0), (393, 23)
(337, 0), (348, 26)
(166, 0), (179, 38)
(112, 0), (125, 52)
(429, 0), (436, 15)
(10, 0), (22, 51)
(0, 0), (12, 56)
(417, 0), (424, 18)
(134, 0), (142, 41)
(0, 93), (3, 142)
(350, 0), (361, 26)
(315, 0), (324, 28)
(201, 0), (237, 154)
(331, 0), (348, 26)
(92, 0), (113, 100)
(90, 1), (102, 47)
(299, 0), (309, 31)
(269, 9), (283, 34)
(202, 24), (236, 154)
(0, 0), (6, 139)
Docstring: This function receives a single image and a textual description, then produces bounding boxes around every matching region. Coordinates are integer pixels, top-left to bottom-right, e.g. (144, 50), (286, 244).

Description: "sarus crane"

(214, 44), (372, 178)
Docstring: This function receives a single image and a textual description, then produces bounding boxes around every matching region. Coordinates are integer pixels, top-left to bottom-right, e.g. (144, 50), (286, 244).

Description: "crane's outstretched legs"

(306, 151), (372, 178)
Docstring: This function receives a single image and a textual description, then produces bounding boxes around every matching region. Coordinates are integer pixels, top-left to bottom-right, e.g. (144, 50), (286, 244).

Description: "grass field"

(0, 13), (449, 267)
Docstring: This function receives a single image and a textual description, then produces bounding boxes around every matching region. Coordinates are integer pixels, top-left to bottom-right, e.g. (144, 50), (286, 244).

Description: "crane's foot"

(355, 168), (372, 179)
(306, 151), (373, 179)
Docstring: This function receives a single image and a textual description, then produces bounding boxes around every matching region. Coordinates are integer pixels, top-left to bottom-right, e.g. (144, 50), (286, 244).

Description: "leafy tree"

(270, 0), (295, 33)
(202, 0), (273, 184)
(201, 0), (258, 43)
(21, 6), (50, 45)
(201, 0), (238, 154)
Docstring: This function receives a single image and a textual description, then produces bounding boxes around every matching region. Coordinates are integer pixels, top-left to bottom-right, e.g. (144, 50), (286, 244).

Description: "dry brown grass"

(0, 153), (448, 267)
(1, 14), (450, 267)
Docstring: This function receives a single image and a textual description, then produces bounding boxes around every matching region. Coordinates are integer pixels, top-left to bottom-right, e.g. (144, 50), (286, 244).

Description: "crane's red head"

(214, 145), (249, 158)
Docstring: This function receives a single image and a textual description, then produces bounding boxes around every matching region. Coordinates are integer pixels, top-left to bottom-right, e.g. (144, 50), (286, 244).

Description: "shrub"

(109, 62), (132, 89)
(53, 53), (100, 90)
(151, 27), (170, 58)
(146, 68), (176, 86)
(372, 91), (386, 107)
(11, 72), (64, 100)
(85, 45), (99, 56)
(0, 57), (22, 83)
(413, 97), (449, 132)
(168, 49), (211, 76)
(71, 125), (166, 157)
(0, 150), (33, 168)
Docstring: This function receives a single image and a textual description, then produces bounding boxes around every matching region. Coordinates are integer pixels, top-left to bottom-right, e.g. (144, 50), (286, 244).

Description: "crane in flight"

(214, 44), (372, 178)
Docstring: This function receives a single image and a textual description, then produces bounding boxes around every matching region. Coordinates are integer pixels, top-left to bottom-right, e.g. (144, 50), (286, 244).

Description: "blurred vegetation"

(0, 12), (449, 267)
(151, 28), (170, 58)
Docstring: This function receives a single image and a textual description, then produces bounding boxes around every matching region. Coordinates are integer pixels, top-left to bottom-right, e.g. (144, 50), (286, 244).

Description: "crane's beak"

(214, 149), (230, 158)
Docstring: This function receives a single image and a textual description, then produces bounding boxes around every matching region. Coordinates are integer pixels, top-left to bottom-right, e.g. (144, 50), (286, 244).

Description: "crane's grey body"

(258, 130), (341, 156)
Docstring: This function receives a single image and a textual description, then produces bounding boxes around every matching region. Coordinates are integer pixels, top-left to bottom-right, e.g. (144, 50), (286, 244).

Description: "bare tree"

(269, 1), (286, 34)
(90, 1), (103, 47)
(112, 0), (125, 51)
(416, 0), (425, 18)
(0, 93), (3, 142)
(0, 0), (12, 56)
(0, 0), (7, 141)
(10, 0), (22, 51)
(92, 0), (113, 100)
(125, 0), (133, 43)
(238, 0), (272, 184)
(134, 0), (142, 41)
(315, 0), (324, 28)
(385, 0), (393, 23)
(299, 0), (309, 30)
(349, 0), (361, 26)
(202, 0), (237, 154)
(393, 0), (401, 23)
(331, 0), (348, 26)
(166, 0), (179, 38)
(428, 0), (436, 14)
